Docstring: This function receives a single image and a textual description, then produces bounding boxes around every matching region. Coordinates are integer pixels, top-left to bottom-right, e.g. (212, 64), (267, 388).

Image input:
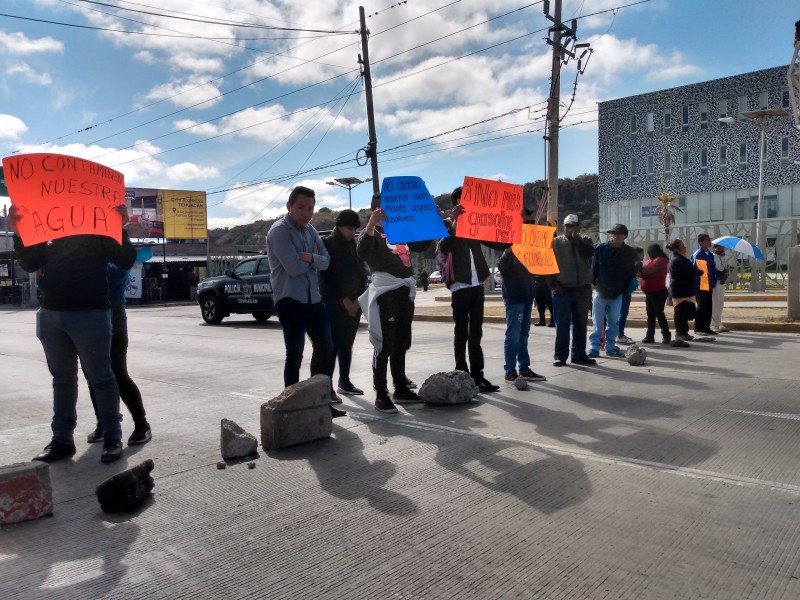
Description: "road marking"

(347, 411), (800, 496)
(722, 408), (800, 421)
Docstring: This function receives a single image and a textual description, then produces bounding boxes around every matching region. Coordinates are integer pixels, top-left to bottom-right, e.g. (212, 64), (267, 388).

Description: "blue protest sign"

(380, 176), (447, 244)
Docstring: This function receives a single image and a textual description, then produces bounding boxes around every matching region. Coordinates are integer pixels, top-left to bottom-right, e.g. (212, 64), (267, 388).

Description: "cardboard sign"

(512, 224), (559, 275)
(380, 176), (448, 244)
(1, 153), (124, 245)
(454, 177), (523, 243)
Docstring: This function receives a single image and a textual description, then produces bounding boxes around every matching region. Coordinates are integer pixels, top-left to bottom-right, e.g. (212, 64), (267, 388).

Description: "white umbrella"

(710, 236), (765, 260)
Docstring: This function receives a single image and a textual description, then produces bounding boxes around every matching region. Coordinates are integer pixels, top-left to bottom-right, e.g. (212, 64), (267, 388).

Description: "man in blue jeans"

(587, 223), (639, 359)
(548, 214), (596, 367)
(266, 186), (345, 417)
(11, 205), (136, 463)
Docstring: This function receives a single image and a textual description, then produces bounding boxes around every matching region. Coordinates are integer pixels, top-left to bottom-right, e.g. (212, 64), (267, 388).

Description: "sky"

(0, 0), (797, 229)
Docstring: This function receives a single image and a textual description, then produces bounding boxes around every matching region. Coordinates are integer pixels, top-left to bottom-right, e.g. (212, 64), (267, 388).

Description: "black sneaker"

(393, 389), (422, 404)
(504, 371), (519, 382)
(101, 439), (123, 463)
(330, 405), (347, 418)
(375, 395), (398, 414)
(337, 381), (364, 395)
(404, 377), (417, 390)
(571, 357), (597, 366)
(128, 423), (152, 446)
(33, 440), (76, 463)
(553, 359), (567, 367)
(87, 424), (103, 444)
(475, 377), (500, 393)
(329, 391), (344, 404)
(518, 369), (547, 382)
(641, 337), (656, 344)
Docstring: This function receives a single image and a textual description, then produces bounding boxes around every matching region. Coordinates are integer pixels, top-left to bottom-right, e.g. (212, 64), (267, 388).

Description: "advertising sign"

(125, 187), (207, 240)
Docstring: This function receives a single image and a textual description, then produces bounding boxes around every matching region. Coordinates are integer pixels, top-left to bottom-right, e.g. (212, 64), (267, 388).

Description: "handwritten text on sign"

(454, 177), (523, 243)
(512, 224), (559, 275)
(1, 153), (124, 245)
(381, 176), (448, 244)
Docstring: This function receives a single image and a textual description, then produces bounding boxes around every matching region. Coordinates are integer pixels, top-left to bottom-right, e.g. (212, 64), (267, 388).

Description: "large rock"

(221, 418), (258, 459)
(419, 371), (479, 405)
(626, 344), (647, 366)
(0, 462), (53, 524)
(95, 459), (155, 513)
(261, 374), (333, 450)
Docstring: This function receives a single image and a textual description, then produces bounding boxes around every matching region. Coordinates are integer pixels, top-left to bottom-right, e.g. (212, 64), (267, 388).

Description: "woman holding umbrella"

(666, 239), (703, 347)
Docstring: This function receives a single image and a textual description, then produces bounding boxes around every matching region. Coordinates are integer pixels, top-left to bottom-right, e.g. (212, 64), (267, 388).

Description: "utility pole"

(359, 6), (380, 197)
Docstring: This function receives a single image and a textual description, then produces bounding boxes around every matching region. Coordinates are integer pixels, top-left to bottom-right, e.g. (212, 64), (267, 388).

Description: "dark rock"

(626, 344), (647, 366)
(216, 461), (227, 470)
(247, 462), (256, 469)
(95, 460), (155, 513)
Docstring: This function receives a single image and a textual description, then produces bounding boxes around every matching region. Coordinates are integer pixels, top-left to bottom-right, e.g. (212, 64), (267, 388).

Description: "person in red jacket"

(638, 243), (672, 345)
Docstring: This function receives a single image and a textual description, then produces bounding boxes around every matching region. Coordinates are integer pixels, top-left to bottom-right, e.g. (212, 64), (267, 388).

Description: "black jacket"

(321, 228), (368, 303)
(668, 252), (703, 298)
(357, 227), (431, 278)
(438, 223), (509, 288)
(498, 249), (536, 304)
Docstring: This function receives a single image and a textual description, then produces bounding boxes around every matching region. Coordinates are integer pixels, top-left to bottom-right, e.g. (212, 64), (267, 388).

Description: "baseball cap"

(563, 214), (580, 225)
(606, 223), (629, 235)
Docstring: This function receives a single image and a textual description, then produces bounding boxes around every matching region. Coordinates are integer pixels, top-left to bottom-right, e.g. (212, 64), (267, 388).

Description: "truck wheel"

(252, 312), (271, 322)
(201, 296), (224, 324)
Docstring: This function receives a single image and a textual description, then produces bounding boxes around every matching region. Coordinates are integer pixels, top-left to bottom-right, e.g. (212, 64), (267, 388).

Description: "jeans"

(88, 303), (147, 425)
(326, 300), (361, 385)
(276, 298), (333, 387)
(373, 287), (414, 394)
(618, 294), (632, 336)
(695, 289), (713, 332)
(551, 285), (592, 361)
(37, 307), (122, 443)
(504, 302), (532, 374)
(644, 289), (670, 339)
(451, 285), (485, 377)
(589, 291), (623, 353)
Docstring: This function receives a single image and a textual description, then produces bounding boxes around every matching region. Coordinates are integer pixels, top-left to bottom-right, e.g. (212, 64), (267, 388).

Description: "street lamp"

(326, 177), (372, 210)
(718, 108), (788, 291)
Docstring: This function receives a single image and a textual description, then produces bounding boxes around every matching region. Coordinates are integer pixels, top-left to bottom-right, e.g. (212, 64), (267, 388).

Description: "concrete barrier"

(260, 375), (333, 451)
(0, 462), (53, 525)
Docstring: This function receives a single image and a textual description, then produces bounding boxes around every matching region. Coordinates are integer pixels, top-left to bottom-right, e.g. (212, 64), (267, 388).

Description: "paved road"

(1, 305), (800, 599)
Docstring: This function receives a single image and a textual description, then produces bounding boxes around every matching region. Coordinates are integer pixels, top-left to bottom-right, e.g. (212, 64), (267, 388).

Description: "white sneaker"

(616, 335), (633, 345)
(716, 326), (731, 332)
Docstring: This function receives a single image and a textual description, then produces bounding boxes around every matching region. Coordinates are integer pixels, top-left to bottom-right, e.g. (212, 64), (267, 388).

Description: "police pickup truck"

(197, 255), (274, 324)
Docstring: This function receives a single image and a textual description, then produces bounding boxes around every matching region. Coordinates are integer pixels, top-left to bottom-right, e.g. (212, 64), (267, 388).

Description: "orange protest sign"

(454, 177), (523, 243)
(1, 153), (124, 245)
(512, 224), (559, 275)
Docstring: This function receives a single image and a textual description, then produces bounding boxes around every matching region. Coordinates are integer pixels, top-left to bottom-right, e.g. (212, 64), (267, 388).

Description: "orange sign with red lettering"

(2, 153), (124, 245)
(512, 224), (559, 275)
(454, 176), (523, 243)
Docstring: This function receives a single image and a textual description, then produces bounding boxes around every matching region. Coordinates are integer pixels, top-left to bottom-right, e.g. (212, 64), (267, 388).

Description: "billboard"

(125, 187), (207, 240)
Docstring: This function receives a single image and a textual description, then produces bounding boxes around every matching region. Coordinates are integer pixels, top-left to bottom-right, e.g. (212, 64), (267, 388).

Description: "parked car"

(197, 255), (274, 324)
(429, 270), (443, 284)
(492, 267), (502, 286)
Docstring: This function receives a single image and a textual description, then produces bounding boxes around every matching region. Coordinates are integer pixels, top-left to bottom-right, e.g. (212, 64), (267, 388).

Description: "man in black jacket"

(438, 186), (509, 392)
(10, 205), (136, 464)
(321, 209), (368, 396)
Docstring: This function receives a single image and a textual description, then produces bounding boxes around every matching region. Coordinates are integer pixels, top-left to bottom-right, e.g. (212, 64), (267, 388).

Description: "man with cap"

(548, 214), (596, 367)
(587, 223), (640, 358)
(321, 209), (369, 395)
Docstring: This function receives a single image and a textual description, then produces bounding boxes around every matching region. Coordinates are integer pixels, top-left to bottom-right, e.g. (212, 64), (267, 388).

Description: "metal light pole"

(326, 177), (372, 210)
(719, 108), (788, 291)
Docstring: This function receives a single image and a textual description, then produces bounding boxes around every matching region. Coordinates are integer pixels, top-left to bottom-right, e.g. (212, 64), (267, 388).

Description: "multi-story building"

(598, 66), (799, 285)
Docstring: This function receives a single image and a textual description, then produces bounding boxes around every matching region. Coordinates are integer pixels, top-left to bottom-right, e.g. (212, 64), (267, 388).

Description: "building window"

(664, 152), (672, 173)
(682, 150), (690, 173)
(663, 109), (672, 133)
(614, 159), (621, 184)
(646, 112), (654, 132)
(681, 105), (689, 131)
(759, 91), (769, 109)
(614, 117), (621, 137)
(719, 99), (728, 126)
(630, 114), (638, 135)
(631, 157), (638, 181)
(739, 142), (747, 168)
(783, 89), (791, 109)
(781, 136), (790, 166)
(738, 95), (748, 115)
(700, 148), (708, 175)
(646, 155), (654, 177)
(699, 101), (708, 129)
(719, 144), (728, 168)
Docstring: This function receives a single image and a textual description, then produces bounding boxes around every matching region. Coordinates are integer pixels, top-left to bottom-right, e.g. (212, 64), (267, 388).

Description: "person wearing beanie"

(321, 209), (368, 395)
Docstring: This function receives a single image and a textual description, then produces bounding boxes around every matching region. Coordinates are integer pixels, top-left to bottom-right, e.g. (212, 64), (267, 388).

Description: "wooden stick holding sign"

(454, 176), (523, 244)
(1, 153), (124, 246)
(512, 224), (559, 275)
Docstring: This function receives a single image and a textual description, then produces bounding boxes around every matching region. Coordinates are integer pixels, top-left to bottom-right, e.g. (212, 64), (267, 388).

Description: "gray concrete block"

(0, 462), (53, 524)
(419, 371), (478, 405)
(260, 375), (333, 450)
(220, 418), (258, 459)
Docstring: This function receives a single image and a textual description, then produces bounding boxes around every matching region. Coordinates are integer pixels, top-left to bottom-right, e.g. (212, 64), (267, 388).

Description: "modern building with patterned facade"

(598, 66), (799, 286)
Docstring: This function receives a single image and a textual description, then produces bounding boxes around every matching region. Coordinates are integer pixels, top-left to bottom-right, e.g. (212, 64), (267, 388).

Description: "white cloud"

(145, 79), (224, 109)
(5, 63), (52, 85)
(0, 114), (28, 140)
(0, 31), (63, 54)
(166, 162), (220, 182)
(134, 51), (156, 64)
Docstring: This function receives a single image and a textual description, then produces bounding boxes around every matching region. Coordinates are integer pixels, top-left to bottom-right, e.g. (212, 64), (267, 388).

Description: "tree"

(655, 192), (683, 242)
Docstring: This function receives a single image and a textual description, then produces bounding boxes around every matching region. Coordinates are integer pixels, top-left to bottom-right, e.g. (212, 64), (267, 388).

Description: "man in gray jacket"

(548, 214), (596, 367)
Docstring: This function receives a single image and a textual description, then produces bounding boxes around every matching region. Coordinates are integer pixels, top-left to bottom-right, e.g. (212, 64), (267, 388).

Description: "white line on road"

(722, 408), (800, 421)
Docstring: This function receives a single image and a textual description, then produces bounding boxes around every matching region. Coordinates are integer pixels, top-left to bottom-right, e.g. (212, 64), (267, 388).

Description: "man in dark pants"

(691, 233), (717, 336)
(11, 205), (136, 464)
(437, 186), (508, 393)
(358, 194), (431, 414)
(321, 209), (368, 396)
(266, 185), (346, 417)
(548, 214), (596, 367)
